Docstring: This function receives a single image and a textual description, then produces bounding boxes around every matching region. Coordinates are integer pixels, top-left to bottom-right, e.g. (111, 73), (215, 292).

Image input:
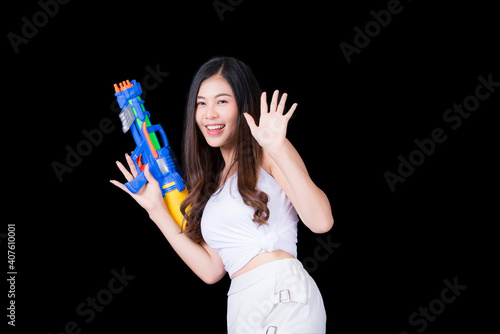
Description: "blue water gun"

(113, 79), (189, 229)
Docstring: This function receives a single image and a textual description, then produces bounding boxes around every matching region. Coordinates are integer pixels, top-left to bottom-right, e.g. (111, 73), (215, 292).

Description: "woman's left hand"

(243, 90), (297, 154)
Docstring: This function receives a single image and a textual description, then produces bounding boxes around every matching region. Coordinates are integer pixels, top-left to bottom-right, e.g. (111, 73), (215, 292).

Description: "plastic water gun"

(113, 79), (189, 231)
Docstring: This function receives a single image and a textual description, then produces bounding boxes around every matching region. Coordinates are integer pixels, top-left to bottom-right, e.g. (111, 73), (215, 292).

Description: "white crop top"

(201, 167), (299, 278)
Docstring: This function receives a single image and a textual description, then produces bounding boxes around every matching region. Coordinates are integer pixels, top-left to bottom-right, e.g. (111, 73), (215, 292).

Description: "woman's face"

(195, 75), (239, 150)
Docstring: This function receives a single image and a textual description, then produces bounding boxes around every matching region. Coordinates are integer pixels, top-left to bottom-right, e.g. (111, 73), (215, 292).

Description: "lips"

(205, 124), (225, 135)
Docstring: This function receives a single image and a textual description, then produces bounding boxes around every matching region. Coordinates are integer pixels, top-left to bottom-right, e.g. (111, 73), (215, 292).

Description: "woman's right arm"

(149, 206), (226, 284)
(110, 154), (226, 285)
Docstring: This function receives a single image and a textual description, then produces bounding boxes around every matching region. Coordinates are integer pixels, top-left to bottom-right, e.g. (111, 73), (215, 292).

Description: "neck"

(220, 145), (236, 173)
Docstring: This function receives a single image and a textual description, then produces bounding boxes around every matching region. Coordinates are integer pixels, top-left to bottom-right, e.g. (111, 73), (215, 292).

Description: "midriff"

(231, 250), (295, 279)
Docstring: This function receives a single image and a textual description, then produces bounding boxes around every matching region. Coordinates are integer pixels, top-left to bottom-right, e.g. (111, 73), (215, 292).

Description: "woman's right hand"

(110, 153), (168, 218)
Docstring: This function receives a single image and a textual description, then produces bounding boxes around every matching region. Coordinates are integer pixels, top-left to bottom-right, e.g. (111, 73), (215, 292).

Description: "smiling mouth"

(205, 124), (225, 134)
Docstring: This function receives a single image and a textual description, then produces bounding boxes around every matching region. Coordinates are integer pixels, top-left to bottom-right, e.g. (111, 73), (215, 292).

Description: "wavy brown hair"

(180, 57), (269, 240)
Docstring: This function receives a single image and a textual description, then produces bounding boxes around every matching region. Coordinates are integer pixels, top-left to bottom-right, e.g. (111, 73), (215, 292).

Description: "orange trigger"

(136, 153), (146, 172)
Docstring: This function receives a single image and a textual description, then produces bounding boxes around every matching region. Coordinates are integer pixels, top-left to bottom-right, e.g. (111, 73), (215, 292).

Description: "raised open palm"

(243, 90), (297, 154)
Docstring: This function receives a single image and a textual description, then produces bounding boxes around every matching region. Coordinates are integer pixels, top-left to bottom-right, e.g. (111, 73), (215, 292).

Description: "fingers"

(125, 153), (138, 177)
(260, 91), (268, 116)
(277, 92), (287, 115)
(112, 154), (135, 193)
(262, 90), (297, 117)
(111, 163), (157, 195)
(116, 160), (134, 182)
(270, 90), (279, 112)
(285, 103), (298, 119)
(115, 153), (139, 182)
(109, 179), (132, 195)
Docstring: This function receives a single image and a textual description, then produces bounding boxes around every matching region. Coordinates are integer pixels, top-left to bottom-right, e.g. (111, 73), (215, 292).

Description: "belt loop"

(279, 289), (291, 303)
(266, 326), (278, 333)
(271, 288), (307, 304)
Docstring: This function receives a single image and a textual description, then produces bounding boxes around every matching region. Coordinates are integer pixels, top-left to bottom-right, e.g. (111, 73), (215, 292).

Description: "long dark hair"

(180, 56), (269, 240)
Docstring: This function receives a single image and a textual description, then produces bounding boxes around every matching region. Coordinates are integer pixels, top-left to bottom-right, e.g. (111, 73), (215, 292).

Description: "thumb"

(243, 113), (257, 133)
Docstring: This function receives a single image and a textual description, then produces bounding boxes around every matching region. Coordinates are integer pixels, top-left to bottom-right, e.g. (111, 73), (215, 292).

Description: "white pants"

(227, 258), (326, 334)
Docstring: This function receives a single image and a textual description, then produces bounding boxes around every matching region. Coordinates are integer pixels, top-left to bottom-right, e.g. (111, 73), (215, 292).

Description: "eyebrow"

(197, 93), (233, 99)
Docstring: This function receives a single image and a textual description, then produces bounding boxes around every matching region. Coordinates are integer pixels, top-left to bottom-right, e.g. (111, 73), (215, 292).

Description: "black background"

(4, 0), (498, 333)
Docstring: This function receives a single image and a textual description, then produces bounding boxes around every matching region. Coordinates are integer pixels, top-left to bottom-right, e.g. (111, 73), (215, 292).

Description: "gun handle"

(125, 170), (148, 194)
(163, 187), (189, 229)
(163, 187), (200, 242)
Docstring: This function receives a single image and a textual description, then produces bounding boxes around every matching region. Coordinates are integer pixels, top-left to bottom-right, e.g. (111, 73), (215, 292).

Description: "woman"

(110, 56), (334, 333)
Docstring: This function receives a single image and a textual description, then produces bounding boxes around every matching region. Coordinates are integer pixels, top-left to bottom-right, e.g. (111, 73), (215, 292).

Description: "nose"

(205, 103), (219, 119)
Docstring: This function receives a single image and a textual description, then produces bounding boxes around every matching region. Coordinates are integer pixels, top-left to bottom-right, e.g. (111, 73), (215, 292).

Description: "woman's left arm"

(244, 91), (334, 233)
(265, 139), (333, 233)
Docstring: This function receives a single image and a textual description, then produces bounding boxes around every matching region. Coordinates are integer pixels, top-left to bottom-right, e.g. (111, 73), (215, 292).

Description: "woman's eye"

(196, 101), (206, 106)
(217, 100), (227, 104)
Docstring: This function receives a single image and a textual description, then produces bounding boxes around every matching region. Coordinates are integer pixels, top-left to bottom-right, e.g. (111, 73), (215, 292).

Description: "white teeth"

(207, 125), (225, 130)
